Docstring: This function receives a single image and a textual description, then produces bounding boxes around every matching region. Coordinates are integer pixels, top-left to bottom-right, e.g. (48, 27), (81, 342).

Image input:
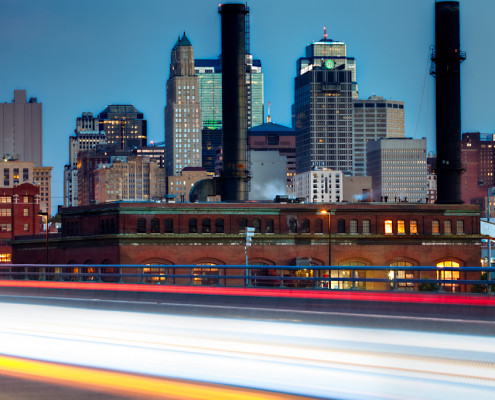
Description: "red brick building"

(0, 183), (41, 263)
(12, 201), (482, 291)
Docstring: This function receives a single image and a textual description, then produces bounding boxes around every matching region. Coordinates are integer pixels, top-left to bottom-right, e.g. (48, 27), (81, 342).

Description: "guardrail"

(0, 264), (494, 293)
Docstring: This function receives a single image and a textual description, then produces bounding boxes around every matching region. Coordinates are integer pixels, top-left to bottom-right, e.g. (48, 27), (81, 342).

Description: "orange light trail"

(0, 355), (312, 400)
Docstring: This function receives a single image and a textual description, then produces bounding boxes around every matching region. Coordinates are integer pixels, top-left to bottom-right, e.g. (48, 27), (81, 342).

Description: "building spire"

(323, 26), (327, 40)
(267, 101), (271, 123)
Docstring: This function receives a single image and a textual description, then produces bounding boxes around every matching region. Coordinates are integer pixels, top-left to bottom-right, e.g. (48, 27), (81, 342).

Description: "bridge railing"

(1, 264), (494, 293)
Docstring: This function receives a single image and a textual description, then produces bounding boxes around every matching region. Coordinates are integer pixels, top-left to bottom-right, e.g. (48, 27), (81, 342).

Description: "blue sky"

(1, 0), (494, 212)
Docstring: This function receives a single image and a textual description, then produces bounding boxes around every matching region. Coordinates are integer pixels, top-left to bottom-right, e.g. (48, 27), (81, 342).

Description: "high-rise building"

(165, 33), (202, 177)
(367, 138), (427, 203)
(33, 166), (52, 215)
(195, 57), (264, 173)
(168, 167), (209, 203)
(93, 156), (166, 204)
(98, 105), (147, 151)
(294, 169), (343, 203)
(0, 90), (42, 166)
(64, 112), (107, 207)
(352, 96), (405, 176)
(294, 30), (356, 175)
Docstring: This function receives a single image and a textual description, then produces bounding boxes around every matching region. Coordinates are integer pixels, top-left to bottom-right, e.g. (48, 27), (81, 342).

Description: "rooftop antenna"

(267, 101), (271, 123)
(323, 26), (327, 40)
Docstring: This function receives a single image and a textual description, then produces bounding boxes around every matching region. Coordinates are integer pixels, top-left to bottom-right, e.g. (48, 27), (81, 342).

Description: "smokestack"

(218, 3), (249, 201)
(431, 1), (465, 204)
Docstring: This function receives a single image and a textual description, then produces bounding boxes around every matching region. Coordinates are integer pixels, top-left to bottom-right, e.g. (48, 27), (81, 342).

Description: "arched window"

(215, 218), (224, 233)
(265, 218), (274, 233)
(202, 218), (211, 233)
(397, 220), (405, 234)
(363, 219), (371, 234)
(337, 219), (346, 234)
(253, 218), (261, 233)
(349, 219), (358, 234)
(301, 219), (310, 233)
(137, 218), (146, 233)
(189, 218), (197, 233)
(289, 218), (297, 234)
(437, 260), (460, 292)
(456, 220), (464, 234)
(389, 261), (414, 290)
(384, 220), (393, 234)
(444, 219), (452, 234)
(164, 218), (174, 233)
(314, 218), (323, 234)
(410, 220), (418, 234)
(151, 218), (160, 233)
(239, 218), (248, 233)
(432, 219), (440, 234)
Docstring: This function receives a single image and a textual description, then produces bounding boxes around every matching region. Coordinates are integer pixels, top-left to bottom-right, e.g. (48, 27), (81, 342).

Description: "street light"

(38, 212), (48, 265)
(317, 210), (332, 267)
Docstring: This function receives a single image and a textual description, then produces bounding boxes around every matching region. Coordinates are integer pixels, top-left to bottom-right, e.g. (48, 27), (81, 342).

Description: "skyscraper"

(352, 96), (405, 176)
(367, 138), (427, 203)
(165, 33), (202, 177)
(0, 90), (42, 166)
(63, 112), (107, 207)
(195, 56), (264, 173)
(294, 30), (356, 175)
(98, 105), (147, 151)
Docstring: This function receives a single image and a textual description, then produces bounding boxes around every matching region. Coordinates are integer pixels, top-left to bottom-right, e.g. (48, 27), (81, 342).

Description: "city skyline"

(1, 0), (494, 212)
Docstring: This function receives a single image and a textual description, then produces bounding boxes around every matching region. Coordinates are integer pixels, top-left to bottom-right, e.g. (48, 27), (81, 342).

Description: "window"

(384, 220), (393, 234)
(0, 253), (11, 263)
(337, 219), (346, 234)
(301, 219), (310, 233)
(289, 218), (298, 234)
(23, 196), (28, 203)
(215, 218), (224, 233)
(23, 168), (29, 182)
(137, 218), (146, 233)
(0, 224), (11, 232)
(444, 220), (452, 234)
(202, 218), (211, 233)
(265, 218), (274, 233)
(432, 220), (440, 234)
(189, 218), (197, 233)
(0, 197), (11, 203)
(164, 218), (174, 233)
(397, 220), (405, 234)
(314, 219), (323, 234)
(350, 219), (358, 234)
(363, 219), (371, 234)
(456, 220), (464, 234)
(253, 218), (261, 233)
(3, 169), (9, 186)
(437, 260), (460, 293)
(239, 218), (247, 232)
(0, 209), (11, 217)
(23, 223), (29, 232)
(151, 218), (160, 233)
(143, 267), (167, 284)
(389, 261), (414, 291)
(23, 208), (29, 217)
(410, 220), (418, 234)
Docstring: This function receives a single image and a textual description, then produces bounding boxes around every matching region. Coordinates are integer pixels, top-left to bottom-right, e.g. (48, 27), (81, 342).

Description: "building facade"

(367, 138), (427, 203)
(0, 183), (41, 264)
(98, 105), (147, 151)
(0, 90), (43, 167)
(168, 167), (209, 203)
(33, 167), (52, 215)
(165, 33), (202, 177)
(352, 96), (405, 176)
(294, 169), (343, 203)
(64, 114), (107, 207)
(294, 32), (356, 175)
(93, 156), (166, 204)
(12, 202), (482, 292)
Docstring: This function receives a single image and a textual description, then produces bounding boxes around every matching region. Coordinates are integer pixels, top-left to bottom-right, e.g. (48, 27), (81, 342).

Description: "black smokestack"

(432, 1), (465, 204)
(218, 3), (249, 201)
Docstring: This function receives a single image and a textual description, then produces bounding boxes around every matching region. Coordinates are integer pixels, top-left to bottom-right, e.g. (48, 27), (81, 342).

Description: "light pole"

(38, 212), (48, 265)
(317, 210), (332, 267)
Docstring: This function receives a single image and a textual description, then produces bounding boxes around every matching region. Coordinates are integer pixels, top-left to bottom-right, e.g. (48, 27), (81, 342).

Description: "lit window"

(432, 220), (440, 234)
(397, 220), (405, 234)
(456, 220), (464, 234)
(384, 220), (393, 234)
(23, 208), (29, 217)
(444, 220), (452, 234)
(410, 220), (418, 234)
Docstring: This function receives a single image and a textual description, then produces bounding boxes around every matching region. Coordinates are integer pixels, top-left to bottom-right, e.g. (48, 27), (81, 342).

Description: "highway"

(0, 289), (494, 399)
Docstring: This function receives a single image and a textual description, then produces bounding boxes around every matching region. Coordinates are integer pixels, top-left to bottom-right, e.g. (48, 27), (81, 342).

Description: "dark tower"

(218, 3), (249, 201)
(431, 1), (465, 204)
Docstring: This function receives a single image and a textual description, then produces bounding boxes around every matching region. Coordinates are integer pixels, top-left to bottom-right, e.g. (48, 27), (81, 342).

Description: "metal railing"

(0, 264), (494, 293)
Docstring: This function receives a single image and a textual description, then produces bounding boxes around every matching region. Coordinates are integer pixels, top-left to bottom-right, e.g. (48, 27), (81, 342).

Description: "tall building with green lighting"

(195, 56), (264, 173)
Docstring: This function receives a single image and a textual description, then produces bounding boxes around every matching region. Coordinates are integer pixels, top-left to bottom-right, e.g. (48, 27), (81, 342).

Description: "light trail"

(0, 301), (494, 399)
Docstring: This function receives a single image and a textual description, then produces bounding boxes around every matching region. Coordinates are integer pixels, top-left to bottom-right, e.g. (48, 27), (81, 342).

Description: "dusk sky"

(1, 0), (494, 212)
